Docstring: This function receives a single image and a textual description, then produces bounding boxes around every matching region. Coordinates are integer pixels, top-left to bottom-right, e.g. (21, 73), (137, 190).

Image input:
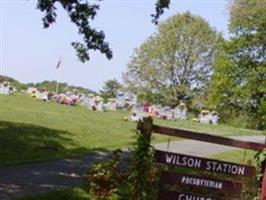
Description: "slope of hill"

(0, 94), (263, 166)
(0, 75), (96, 94)
(0, 75), (28, 91)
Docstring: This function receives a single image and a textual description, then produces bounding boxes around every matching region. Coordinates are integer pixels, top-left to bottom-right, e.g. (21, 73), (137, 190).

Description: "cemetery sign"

(155, 150), (255, 177)
(148, 123), (266, 200)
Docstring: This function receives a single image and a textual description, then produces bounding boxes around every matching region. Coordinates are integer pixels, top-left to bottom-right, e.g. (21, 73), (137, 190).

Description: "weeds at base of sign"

(85, 149), (127, 199)
(241, 177), (258, 200)
(253, 150), (266, 200)
(85, 118), (161, 200)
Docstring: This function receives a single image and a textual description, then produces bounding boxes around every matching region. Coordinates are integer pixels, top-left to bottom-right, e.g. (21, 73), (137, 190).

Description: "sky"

(0, 0), (230, 92)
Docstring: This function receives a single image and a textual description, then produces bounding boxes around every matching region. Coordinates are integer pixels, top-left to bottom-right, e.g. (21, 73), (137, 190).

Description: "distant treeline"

(0, 75), (97, 95)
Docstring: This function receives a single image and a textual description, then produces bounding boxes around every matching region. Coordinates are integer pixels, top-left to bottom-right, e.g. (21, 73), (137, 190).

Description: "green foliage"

(85, 149), (126, 200)
(124, 12), (220, 106)
(151, 0), (170, 24)
(127, 117), (159, 200)
(28, 80), (97, 95)
(136, 88), (163, 105)
(37, 0), (112, 62)
(207, 0), (266, 130)
(36, 0), (172, 62)
(258, 100), (266, 130)
(84, 118), (159, 200)
(0, 75), (27, 91)
(254, 150), (266, 200)
(100, 79), (122, 102)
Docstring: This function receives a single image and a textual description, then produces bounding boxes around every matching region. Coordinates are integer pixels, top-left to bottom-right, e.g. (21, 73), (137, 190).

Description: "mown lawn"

(14, 187), (91, 200)
(0, 94), (263, 166)
(212, 149), (257, 165)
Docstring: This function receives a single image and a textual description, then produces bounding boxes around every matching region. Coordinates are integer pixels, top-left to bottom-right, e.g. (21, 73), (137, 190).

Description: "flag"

(56, 56), (62, 69)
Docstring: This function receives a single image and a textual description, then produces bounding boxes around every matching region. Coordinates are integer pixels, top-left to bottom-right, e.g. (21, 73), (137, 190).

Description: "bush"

(85, 149), (128, 200)
(85, 118), (160, 200)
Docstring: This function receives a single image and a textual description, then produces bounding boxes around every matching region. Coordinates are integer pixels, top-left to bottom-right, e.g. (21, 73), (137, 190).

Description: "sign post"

(260, 164), (266, 200)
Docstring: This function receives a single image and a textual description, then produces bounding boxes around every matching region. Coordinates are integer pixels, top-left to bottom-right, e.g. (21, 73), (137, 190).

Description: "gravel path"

(0, 152), (109, 200)
(154, 135), (265, 156)
(0, 136), (265, 200)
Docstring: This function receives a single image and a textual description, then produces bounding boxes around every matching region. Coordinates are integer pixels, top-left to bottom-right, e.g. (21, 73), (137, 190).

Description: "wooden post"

(131, 117), (154, 199)
(137, 116), (153, 137)
(260, 161), (266, 200)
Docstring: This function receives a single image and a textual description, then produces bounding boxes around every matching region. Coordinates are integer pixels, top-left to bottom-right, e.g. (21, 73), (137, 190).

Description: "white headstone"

(198, 110), (216, 124)
(105, 98), (117, 111)
(173, 103), (187, 120)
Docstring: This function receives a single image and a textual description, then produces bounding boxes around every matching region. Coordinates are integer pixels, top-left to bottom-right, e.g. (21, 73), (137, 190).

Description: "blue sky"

(1, 0), (229, 92)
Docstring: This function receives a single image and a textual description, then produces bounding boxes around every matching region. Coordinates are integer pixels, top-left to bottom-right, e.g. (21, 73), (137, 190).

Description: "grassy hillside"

(0, 75), (27, 91)
(0, 94), (263, 166)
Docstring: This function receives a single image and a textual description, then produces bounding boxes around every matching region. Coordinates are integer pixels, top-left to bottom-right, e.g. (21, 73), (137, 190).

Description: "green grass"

(0, 94), (263, 166)
(211, 149), (257, 165)
(0, 94), (137, 166)
(154, 118), (262, 136)
(14, 187), (91, 200)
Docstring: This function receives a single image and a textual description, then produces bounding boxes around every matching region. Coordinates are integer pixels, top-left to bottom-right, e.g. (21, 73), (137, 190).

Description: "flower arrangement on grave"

(201, 109), (210, 116)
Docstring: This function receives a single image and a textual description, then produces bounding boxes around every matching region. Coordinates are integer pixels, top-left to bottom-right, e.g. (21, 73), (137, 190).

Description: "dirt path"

(0, 152), (108, 200)
(0, 136), (264, 200)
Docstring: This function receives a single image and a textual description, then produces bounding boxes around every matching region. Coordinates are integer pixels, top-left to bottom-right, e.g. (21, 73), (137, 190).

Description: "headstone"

(116, 99), (125, 109)
(0, 82), (13, 95)
(27, 87), (37, 94)
(173, 103), (187, 120)
(105, 98), (117, 111)
(96, 101), (104, 111)
(210, 111), (219, 125)
(0, 85), (9, 95)
(198, 110), (220, 125)
(129, 111), (148, 122)
(159, 106), (172, 120)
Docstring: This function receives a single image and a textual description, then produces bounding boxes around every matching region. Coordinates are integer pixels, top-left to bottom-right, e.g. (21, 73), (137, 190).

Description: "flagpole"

(0, 0), (3, 77)
(55, 54), (63, 95)
(55, 69), (61, 95)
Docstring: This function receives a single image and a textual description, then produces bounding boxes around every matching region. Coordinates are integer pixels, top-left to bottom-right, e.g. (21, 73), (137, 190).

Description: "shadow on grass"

(14, 186), (91, 200)
(0, 120), (111, 166)
(0, 121), (114, 200)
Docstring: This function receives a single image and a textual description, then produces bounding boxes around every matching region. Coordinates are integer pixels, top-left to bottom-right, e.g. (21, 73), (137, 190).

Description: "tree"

(36, 0), (171, 62)
(123, 12), (220, 106)
(207, 0), (266, 129)
(100, 79), (122, 101)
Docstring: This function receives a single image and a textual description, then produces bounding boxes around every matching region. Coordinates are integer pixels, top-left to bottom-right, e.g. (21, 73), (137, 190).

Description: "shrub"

(85, 149), (127, 199)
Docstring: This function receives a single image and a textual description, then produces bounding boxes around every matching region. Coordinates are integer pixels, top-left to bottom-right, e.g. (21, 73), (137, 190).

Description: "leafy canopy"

(207, 0), (266, 129)
(100, 79), (122, 100)
(124, 12), (220, 106)
(36, 0), (171, 62)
